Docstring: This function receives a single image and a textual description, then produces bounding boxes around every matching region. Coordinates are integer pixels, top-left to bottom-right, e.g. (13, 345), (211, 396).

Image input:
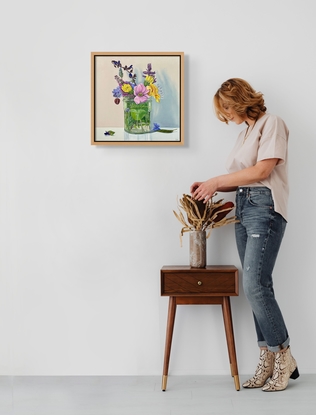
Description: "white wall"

(1, 0), (315, 376)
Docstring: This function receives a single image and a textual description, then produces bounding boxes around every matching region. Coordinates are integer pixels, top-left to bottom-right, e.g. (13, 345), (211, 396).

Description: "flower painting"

(91, 52), (184, 146)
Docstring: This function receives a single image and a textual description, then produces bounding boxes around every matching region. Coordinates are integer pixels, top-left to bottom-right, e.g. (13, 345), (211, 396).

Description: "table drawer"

(161, 266), (238, 296)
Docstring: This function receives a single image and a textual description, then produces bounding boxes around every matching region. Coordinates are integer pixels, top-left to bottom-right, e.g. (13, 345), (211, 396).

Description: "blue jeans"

(235, 187), (290, 352)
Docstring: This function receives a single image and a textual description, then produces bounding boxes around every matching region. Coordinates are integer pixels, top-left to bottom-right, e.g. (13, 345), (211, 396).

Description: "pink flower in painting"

(133, 84), (149, 104)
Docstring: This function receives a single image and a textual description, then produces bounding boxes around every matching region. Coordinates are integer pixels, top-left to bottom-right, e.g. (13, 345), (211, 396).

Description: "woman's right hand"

(190, 182), (202, 195)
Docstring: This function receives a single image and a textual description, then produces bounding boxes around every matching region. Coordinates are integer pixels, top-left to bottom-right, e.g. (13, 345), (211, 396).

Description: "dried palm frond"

(173, 194), (239, 242)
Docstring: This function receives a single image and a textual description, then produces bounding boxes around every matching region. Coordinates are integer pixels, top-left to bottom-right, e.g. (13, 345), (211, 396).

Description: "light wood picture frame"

(91, 52), (184, 146)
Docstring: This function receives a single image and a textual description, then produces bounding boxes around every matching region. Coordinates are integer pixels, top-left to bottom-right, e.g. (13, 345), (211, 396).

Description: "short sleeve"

(257, 116), (289, 165)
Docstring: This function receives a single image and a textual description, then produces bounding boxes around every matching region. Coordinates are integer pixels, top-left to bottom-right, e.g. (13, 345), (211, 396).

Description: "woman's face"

(222, 103), (246, 125)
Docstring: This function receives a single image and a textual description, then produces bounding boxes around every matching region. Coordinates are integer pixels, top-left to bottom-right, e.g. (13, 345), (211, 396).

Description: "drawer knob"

(197, 281), (202, 286)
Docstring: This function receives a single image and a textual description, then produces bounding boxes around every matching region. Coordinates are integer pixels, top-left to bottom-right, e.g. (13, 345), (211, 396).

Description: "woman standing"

(190, 78), (299, 392)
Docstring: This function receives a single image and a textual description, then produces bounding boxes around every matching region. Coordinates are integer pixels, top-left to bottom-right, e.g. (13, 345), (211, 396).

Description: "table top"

(161, 265), (238, 272)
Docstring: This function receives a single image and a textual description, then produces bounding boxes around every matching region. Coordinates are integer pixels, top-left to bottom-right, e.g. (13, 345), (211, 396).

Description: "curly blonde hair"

(213, 78), (266, 124)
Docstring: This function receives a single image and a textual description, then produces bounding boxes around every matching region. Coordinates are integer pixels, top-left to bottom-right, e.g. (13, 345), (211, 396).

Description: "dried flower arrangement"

(173, 194), (238, 244)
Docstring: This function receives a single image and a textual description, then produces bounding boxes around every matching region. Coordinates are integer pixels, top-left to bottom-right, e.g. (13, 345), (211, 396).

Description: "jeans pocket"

(247, 189), (274, 209)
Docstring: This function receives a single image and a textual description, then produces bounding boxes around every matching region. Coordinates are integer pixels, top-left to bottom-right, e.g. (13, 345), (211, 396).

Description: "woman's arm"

(191, 158), (279, 201)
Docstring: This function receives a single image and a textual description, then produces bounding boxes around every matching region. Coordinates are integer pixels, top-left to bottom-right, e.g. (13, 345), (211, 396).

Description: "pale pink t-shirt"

(226, 113), (289, 221)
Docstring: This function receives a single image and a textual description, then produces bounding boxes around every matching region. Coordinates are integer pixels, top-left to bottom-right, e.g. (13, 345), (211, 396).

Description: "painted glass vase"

(189, 230), (206, 268)
(123, 96), (152, 134)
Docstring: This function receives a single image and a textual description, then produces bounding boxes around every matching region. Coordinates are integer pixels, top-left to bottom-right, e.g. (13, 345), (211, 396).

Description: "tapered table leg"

(162, 296), (177, 391)
(222, 296), (240, 391)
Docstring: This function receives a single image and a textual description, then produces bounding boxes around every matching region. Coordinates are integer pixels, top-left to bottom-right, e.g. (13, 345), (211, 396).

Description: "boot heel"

(290, 367), (300, 380)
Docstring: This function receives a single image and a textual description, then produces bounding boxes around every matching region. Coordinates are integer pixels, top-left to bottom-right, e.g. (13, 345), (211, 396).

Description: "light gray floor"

(0, 374), (315, 415)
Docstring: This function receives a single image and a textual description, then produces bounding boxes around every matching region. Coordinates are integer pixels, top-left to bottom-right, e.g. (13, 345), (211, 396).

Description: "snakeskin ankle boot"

(242, 349), (274, 388)
(262, 346), (299, 391)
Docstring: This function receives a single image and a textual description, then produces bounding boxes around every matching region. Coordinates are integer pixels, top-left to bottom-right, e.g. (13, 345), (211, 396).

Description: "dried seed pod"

(212, 201), (234, 223)
(174, 194), (238, 240)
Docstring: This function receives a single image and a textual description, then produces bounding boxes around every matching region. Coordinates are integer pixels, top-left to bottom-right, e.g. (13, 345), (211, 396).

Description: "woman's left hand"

(191, 178), (218, 202)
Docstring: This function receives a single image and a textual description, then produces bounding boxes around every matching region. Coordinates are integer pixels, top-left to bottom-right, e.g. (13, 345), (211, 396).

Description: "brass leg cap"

(234, 375), (240, 391)
(162, 375), (168, 391)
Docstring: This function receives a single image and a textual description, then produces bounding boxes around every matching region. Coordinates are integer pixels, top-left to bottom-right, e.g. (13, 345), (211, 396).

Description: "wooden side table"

(161, 265), (240, 391)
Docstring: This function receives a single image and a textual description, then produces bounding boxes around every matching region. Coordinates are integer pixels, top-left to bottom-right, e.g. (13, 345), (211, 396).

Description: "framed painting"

(91, 52), (184, 146)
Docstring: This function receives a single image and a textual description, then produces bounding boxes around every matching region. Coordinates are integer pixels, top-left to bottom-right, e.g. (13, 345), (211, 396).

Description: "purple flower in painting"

(111, 60), (121, 68)
(112, 86), (122, 98)
(143, 63), (156, 81)
(133, 84), (149, 104)
(104, 130), (115, 136)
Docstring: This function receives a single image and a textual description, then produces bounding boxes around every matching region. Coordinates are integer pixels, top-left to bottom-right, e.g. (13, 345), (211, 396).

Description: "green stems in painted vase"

(123, 96), (152, 134)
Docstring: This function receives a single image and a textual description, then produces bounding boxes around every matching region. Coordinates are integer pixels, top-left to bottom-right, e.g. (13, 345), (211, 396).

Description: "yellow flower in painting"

(145, 75), (154, 85)
(147, 83), (161, 103)
(121, 83), (133, 93)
